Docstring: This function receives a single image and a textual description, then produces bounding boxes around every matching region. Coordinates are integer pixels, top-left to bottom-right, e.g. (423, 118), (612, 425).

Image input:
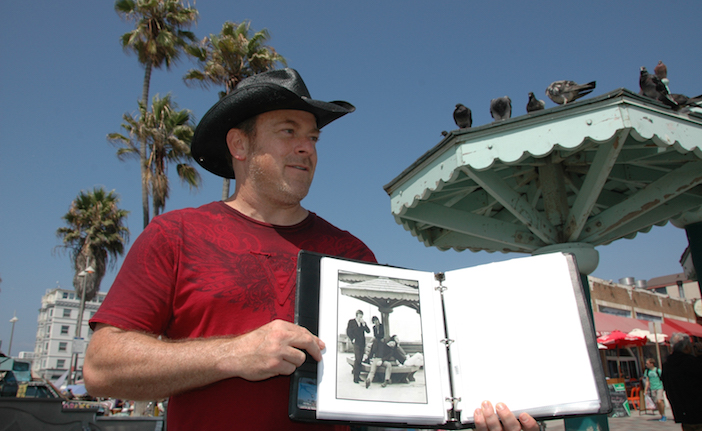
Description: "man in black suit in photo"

(346, 309), (370, 383)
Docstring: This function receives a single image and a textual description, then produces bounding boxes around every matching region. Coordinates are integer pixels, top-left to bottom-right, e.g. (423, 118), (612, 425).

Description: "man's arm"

(83, 320), (324, 401)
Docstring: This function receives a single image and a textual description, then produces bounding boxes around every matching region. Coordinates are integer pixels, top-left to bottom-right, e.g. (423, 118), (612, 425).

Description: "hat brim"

(191, 82), (355, 179)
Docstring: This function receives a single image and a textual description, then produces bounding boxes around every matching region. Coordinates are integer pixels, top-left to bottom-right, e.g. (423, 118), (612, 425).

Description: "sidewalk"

(543, 412), (679, 431)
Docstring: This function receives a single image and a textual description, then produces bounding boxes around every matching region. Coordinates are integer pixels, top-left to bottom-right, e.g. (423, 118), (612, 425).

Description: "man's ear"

(226, 128), (247, 161)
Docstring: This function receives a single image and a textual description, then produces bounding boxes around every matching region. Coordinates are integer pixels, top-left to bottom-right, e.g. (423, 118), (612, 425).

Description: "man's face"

(244, 110), (320, 206)
(356, 312), (363, 320)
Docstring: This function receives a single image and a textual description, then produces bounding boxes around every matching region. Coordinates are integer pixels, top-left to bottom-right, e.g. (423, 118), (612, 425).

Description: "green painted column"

(684, 221), (702, 295)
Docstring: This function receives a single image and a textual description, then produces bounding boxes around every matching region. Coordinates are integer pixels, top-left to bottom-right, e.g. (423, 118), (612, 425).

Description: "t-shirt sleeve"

(90, 217), (178, 335)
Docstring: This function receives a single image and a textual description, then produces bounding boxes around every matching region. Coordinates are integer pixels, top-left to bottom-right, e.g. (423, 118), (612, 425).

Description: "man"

(346, 310), (370, 383)
(83, 68), (538, 431)
(644, 357), (667, 421)
(662, 333), (702, 430)
(367, 315), (384, 361)
(84, 69), (374, 431)
(366, 335), (406, 388)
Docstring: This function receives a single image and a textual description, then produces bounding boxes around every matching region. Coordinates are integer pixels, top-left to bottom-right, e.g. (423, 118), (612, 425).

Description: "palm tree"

(115, 0), (198, 227)
(184, 20), (286, 199)
(109, 93), (201, 217)
(56, 188), (130, 302)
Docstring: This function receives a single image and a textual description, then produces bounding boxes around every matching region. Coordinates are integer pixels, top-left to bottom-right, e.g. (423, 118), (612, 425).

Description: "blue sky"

(1, 1), (699, 354)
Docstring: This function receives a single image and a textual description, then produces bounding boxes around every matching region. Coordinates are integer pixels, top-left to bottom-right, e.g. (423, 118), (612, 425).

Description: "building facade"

(32, 288), (106, 382)
(588, 274), (701, 380)
(589, 274), (700, 323)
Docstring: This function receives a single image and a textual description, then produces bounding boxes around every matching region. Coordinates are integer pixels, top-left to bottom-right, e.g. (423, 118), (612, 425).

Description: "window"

(63, 309), (71, 318)
(62, 292), (69, 299)
(636, 312), (662, 322)
(57, 359), (66, 369)
(58, 342), (67, 352)
(598, 306), (631, 317)
(60, 325), (69, 335)
(677, 281), (685, 298)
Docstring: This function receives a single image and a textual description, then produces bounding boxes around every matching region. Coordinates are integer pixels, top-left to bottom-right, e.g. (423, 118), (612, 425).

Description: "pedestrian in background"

(663, 333), (702, 431)
(644, 357), (667, 421)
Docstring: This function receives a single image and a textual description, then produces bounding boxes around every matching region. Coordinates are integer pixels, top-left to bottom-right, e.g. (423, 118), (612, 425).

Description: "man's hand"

(474, 401), (540, 431)
(222, 319), (325, 382)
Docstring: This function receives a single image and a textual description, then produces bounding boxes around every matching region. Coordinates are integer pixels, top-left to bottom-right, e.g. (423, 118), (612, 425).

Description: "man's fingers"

(474, 401), (540, 431)
(475, 401), (502, 430)
(518, 412), (539, 431)
(495, 403), (522, 430)
(284, 326), (324, 362)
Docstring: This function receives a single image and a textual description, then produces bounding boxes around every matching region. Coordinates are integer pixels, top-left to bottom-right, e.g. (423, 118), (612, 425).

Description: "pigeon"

(490, 96), (512, 121)
(441, 130), (448, 137)
(654, 60), (670, 91)
(670, 93), (702, 107)
(639, 66), (678, 109)
(453, 103), (472, 128)
(526, 92), (545, 113)
(654, 60), (667, 80)
(545, 80), (596, 104)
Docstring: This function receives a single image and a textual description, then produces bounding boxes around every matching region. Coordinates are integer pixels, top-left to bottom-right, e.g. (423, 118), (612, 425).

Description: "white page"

(442, 253), (602, 423)
(315, 258), (450, 425)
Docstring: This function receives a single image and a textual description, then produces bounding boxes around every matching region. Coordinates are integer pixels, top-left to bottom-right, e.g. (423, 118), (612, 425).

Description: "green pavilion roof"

(384, 88), (702, 255)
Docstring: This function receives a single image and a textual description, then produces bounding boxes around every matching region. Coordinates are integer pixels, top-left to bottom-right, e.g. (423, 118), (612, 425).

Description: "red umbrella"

(597, 330), (647, 349)
(597, 330), (648, 379)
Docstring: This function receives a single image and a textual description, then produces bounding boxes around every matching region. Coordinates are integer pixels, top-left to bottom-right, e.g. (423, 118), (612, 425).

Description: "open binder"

(289, 251), (611, 428)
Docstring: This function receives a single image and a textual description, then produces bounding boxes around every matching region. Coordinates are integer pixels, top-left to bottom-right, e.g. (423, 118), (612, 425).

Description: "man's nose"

(295, 137), (316, 154)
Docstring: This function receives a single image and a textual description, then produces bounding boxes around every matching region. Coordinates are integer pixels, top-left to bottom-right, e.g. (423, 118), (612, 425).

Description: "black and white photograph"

(314, 256), (448, 425)
(335, 271), (428, 404)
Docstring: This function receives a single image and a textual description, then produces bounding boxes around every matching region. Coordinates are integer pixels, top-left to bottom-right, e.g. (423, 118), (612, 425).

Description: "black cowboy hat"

(191, 68), (355, 179)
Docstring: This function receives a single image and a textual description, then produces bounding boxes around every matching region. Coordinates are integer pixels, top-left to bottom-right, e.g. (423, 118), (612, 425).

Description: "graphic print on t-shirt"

(190, 249), (297, 322)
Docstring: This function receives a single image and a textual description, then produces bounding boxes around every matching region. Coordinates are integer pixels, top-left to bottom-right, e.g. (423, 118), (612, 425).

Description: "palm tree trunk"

(140, 63), (153, 228)
(222, 178), (230, 200)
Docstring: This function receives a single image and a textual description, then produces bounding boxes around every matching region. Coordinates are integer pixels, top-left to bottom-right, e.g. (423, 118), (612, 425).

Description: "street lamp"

(69, 265), (95, 385)
(8, 312), (18, 357)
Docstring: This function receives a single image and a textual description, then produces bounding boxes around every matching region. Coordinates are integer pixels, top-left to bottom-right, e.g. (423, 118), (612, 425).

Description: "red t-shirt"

(90, 202), (376, 430)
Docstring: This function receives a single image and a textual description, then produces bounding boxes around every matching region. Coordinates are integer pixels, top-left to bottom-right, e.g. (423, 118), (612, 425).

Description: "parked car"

(18, 380), (64, 399)
(0, 370), (18, 397)
(0, 355), (32, 382)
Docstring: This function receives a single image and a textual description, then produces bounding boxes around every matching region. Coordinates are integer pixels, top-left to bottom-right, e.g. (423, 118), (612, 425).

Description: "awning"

(593, 312), (648, 334)
(665, 318), (702, 338)
(593, 312), (676, 337)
